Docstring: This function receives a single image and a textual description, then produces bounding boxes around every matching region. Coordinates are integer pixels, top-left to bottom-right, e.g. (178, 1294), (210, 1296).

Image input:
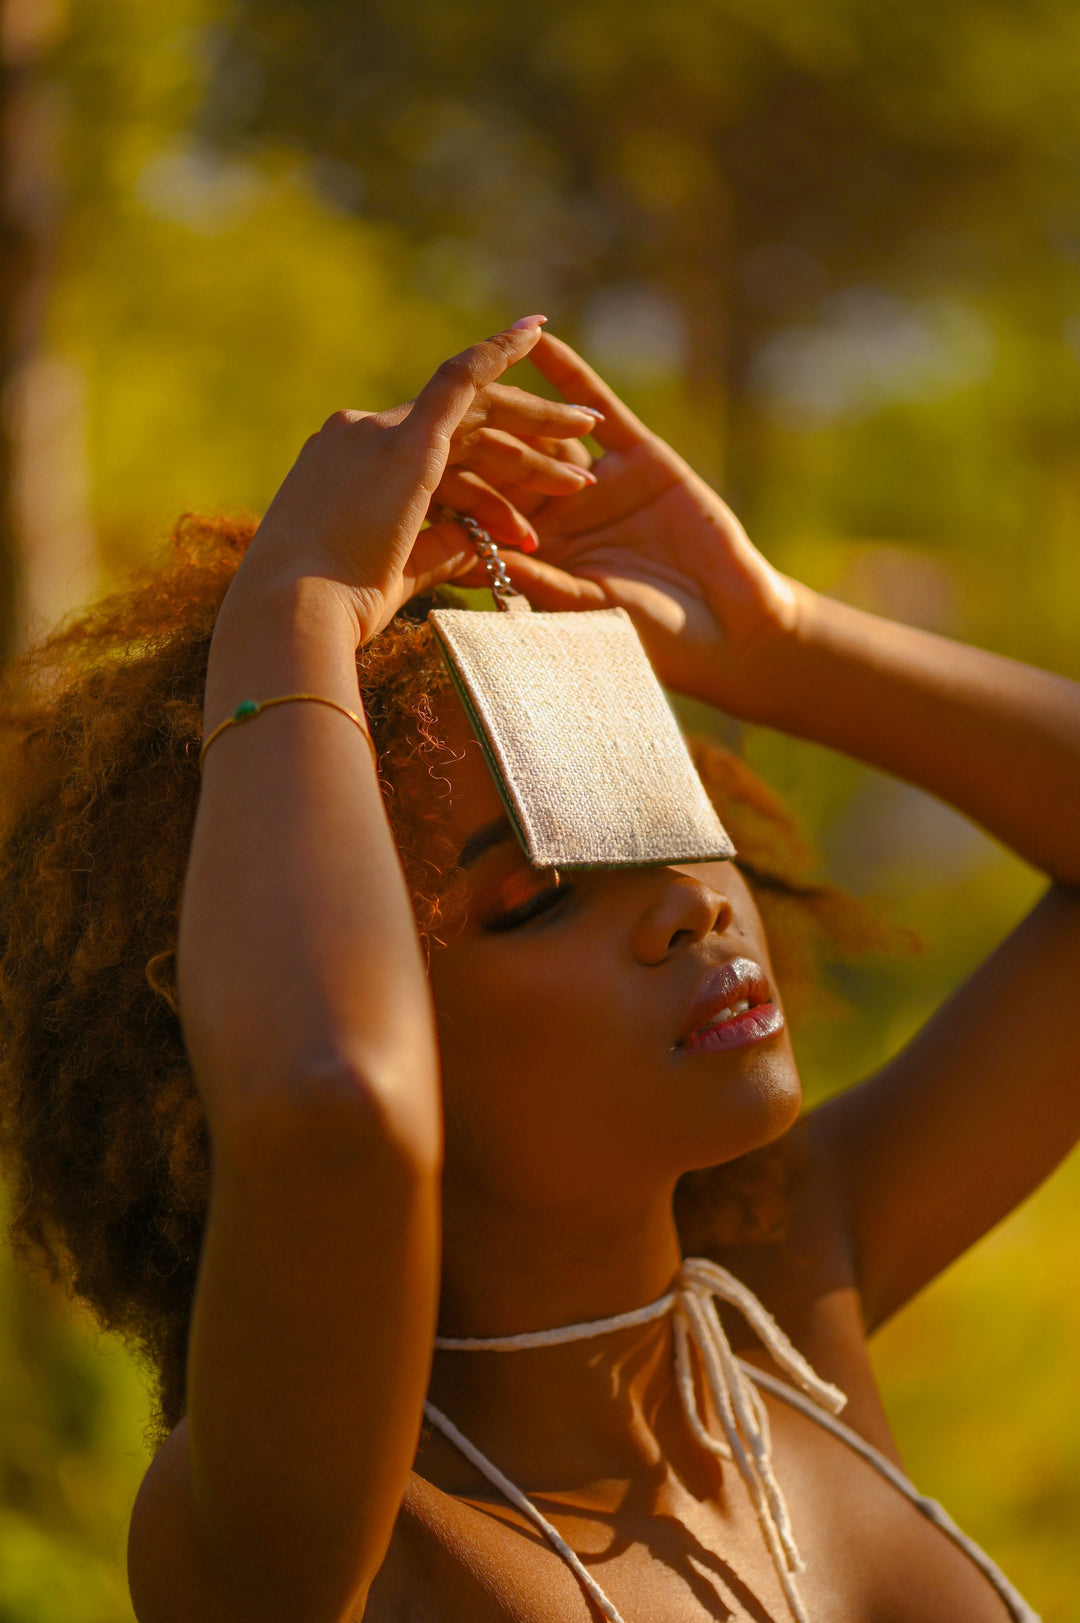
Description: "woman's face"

(426, 705), (802, 1214)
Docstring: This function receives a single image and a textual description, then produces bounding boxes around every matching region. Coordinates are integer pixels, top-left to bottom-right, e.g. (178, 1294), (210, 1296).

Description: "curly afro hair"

(0, 513), (898, 1437)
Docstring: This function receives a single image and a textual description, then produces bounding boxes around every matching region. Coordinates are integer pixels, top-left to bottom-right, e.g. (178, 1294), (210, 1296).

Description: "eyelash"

(481, 883), (573, 934)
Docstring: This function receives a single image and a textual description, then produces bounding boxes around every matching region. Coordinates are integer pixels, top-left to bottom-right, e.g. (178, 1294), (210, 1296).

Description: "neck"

(427, 1181), (694, 1492)
(439, 1179), (681, 1337)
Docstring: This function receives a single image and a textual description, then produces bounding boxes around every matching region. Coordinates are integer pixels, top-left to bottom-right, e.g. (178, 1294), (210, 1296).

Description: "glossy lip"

(679, 1003), (785, 1056)
(674, 956), (784, 1056)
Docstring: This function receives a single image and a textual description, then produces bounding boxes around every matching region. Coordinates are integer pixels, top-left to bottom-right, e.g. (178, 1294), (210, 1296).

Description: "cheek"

(429, 938), (635, 1199)
(728, 879), (790, 1018)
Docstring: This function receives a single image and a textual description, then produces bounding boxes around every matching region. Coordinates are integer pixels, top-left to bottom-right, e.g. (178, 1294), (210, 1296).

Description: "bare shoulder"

(362, 1473), (551, 1623)
(130, 1430), (487, 1623)
(128, 1418), (231, 1623)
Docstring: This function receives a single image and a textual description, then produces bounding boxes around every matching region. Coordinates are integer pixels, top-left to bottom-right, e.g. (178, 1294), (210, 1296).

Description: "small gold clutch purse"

(428, 520), (733, 870)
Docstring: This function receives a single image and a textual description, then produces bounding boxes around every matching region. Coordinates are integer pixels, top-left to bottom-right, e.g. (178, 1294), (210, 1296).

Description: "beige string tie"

(426, 1256), (846, 1623)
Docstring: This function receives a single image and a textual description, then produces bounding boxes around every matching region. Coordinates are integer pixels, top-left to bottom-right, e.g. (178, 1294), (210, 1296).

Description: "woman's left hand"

(485, 334), (799, 717)
(428, 366), (602, 552)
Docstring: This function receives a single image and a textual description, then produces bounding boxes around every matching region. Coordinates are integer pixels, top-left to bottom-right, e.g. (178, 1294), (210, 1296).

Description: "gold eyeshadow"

(474, 859), (562, 930)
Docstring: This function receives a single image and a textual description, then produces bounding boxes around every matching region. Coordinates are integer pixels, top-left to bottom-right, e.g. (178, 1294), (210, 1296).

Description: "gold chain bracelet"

(198, 693), (379, 775)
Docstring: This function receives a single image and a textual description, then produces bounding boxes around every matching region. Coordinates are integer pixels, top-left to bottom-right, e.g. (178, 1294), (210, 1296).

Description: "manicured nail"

(519, 531), (538, 552)
(568, 403), (605, 419)
(510, 314), (548, 331)
(577, 470), (598, 485)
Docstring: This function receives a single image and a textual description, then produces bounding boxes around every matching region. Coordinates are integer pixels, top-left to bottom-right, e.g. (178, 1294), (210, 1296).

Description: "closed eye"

(480, 883), (573, 934)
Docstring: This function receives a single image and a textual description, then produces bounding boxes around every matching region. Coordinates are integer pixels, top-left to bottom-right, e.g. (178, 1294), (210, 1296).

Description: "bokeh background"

(2, 0), (1079, 1616)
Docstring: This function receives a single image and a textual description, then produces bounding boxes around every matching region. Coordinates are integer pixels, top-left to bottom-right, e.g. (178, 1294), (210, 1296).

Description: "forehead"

(435, 694), (512, 851)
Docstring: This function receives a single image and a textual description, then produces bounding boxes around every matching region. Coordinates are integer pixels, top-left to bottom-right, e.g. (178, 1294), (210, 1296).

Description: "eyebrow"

(456, 816), (516, 870)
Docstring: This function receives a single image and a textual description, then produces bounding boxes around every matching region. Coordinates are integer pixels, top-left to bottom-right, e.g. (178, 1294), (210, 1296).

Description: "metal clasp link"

(441, 509), (523, 611)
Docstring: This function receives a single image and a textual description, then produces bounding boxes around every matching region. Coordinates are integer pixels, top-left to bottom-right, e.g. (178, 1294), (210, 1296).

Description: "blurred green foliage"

(2, 0), (1079, 1615)
(0, 1213), (147, 1623)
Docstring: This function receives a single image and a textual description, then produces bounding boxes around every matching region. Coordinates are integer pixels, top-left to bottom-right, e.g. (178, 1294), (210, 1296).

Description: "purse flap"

(429, 605), (734, 869)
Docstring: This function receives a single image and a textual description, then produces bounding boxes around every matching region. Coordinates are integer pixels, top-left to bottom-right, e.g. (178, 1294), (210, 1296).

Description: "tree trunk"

(0, 0), (68, 660)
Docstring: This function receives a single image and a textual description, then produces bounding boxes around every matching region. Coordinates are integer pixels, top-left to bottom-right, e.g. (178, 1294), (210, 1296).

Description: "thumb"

(499, 552), (610, 612)
(400, 526), (476, 600)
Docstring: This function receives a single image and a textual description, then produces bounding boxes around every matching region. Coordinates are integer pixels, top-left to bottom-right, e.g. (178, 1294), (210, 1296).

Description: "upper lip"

(676, 956), (772, 1046)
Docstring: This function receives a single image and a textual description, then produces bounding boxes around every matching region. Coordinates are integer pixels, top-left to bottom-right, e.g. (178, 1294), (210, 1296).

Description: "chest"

(363, 1393), (1014, 1623)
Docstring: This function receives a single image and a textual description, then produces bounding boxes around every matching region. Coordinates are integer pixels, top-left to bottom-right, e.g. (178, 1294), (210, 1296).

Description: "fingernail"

(520, 529), (539, 552)
(568, 404), (605, 420)
(578, 470), (598, 485)
(510, 314), (548, 331)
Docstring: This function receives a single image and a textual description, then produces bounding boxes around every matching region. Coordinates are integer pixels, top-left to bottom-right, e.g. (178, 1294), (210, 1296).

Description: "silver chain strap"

(441, 509), (521, 610)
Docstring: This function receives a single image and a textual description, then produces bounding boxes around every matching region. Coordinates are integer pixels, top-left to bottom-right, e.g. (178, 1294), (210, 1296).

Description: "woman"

(2, 315), (1078, 1621)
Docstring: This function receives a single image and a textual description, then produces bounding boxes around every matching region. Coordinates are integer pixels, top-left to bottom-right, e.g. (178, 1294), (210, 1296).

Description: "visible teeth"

(694, 999), (754, 1038)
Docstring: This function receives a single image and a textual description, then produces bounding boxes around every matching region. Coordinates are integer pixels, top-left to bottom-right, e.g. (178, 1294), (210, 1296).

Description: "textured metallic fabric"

(429, 605), (735, 869)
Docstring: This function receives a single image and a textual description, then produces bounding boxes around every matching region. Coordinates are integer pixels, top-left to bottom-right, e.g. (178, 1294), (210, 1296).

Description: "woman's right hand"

(232, 317), (601, 644)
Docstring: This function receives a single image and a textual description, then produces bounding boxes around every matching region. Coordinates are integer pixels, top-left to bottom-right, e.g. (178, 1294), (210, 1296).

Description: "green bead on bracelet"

(198, 692), (378, 774)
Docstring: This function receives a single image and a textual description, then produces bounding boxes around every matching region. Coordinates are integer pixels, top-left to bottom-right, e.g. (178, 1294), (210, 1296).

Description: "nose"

(628, 869), (734, 966)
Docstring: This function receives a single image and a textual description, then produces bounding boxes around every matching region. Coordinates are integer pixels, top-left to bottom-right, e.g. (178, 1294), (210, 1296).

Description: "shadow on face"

(424, 700), (803, 1221)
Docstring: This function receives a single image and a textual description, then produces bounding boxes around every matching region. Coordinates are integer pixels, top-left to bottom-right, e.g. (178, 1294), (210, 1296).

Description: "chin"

(676, 1049), (803, 1176)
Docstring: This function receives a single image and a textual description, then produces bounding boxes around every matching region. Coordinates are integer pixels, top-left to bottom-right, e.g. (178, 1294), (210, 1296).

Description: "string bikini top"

(423, 1256), (1039, 1623)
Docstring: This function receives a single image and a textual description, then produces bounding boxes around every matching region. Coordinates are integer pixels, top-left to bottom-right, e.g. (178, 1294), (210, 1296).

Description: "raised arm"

(127, 320), (600, 1623)
(729, 589), (1080, 1328)
(494, 332), (1080, 1330)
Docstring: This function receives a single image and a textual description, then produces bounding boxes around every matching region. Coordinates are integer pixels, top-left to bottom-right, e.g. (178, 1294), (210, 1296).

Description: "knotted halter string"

(425, 1256), (846, 1623)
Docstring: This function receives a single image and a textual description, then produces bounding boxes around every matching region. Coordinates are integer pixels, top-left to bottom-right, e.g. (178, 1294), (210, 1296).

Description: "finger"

(449, 428), (598, 496)
(477, 383), (605, 441)
(400, 526), (477, 600)
(448, 550), (582, 595)
(492, 483), (549, 523)
(447, 557), (502, 590)
(402, 317), (548, 448)
(429, 468), (539, 552)
(520, 434), (594, 471)
(526, 333), (649, 453)
(496, 551), (611, 612)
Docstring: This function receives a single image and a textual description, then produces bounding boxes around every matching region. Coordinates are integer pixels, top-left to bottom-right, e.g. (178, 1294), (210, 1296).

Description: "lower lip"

(678, 1002), (785, 1056)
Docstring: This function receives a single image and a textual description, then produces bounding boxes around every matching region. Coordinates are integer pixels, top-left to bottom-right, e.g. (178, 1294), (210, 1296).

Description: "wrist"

(694, 573), (811, 726)
(205, 569), (370, 733)
(732, 580), (925, 739)
(223, 557), (372, 646)
(736, 577), (828, 728)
